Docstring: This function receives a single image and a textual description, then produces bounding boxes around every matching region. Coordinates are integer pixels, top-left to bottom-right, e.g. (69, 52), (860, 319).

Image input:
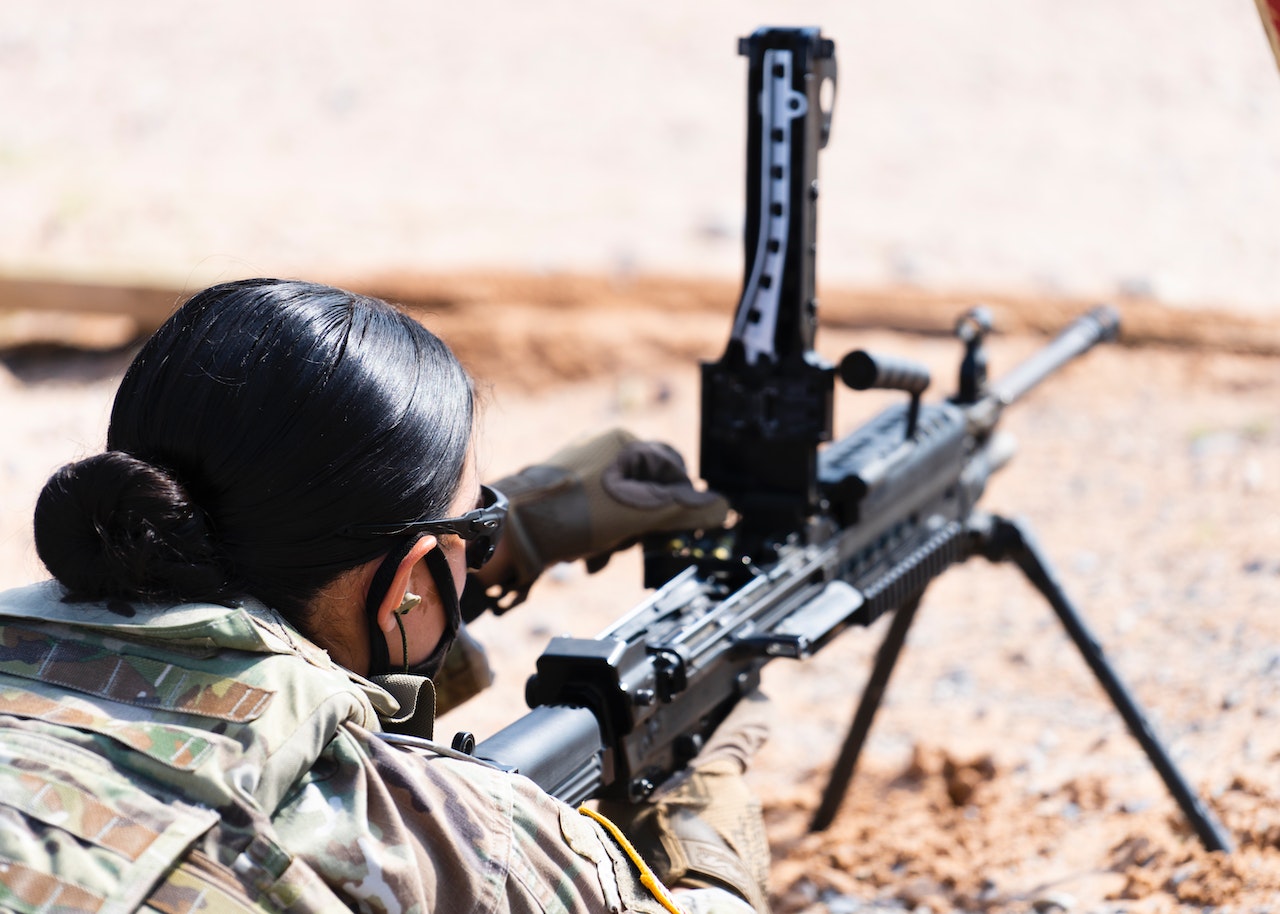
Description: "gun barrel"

(989, 305), (1120, 408)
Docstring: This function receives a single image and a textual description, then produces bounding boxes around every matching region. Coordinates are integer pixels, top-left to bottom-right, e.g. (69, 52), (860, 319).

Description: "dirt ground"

(2, 293), (1276, 913)
(3, 3), (1279, 912)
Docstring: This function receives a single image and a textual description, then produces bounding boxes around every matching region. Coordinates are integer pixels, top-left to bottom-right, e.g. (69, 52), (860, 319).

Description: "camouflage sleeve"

(271, 722), (758, 914)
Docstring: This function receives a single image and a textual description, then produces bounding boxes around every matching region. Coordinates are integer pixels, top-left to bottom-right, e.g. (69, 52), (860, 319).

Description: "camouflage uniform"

(0, 581), (755, 914)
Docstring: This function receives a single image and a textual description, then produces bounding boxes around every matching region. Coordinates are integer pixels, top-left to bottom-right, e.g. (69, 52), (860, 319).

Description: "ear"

(375, 535), (439, 634)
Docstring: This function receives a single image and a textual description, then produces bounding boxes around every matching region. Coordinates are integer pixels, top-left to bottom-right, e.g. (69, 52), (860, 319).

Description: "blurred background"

(3, 0), (1280, 313)
(3, 7), (1279, 907)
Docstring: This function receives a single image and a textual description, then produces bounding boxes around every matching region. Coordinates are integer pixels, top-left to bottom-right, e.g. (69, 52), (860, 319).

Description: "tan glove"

(483, 428), (729, 610)
(596, 692), (773, 913)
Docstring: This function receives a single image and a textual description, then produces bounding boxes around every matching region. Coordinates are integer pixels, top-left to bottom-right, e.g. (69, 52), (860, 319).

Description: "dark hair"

(33, 278), (473, 623)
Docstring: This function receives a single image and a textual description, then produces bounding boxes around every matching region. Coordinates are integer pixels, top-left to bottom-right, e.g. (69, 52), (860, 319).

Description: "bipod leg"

(810, 593), (923, 832)
(983, 514), (1232, 853)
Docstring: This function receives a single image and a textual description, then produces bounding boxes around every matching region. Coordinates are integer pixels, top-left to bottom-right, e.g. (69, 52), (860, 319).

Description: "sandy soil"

(3, 3), (1279, 912)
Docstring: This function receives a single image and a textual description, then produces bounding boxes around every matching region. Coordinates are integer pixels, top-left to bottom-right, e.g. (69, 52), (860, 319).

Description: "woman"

(0, 279), (770, 913)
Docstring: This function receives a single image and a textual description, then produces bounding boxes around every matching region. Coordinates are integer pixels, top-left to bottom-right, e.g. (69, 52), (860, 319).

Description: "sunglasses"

(341, 484), (507, 571)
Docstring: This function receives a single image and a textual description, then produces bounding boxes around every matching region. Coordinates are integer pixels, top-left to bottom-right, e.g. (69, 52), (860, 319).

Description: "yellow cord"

(578, 805), (686, 914)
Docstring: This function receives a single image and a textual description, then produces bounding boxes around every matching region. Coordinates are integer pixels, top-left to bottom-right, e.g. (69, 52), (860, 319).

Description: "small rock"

(694, 215), (735, 242)
(1241, 457), (1263, 492)
(1117, 276), (1156, 298)
(822, 894), (862, 914)
(888, 247), (922, 285)
(1072, 551), (1100, 575)
(1032, 891), (1077, 912)
(1189, 430), (1242, 459)
(791, 879), (818, 904)
(896, 878), (948, 914)
(547, 562), (577, 583)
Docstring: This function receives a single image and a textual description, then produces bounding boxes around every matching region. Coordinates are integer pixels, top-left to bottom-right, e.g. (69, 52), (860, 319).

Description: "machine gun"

(467, 27), (1231, 853)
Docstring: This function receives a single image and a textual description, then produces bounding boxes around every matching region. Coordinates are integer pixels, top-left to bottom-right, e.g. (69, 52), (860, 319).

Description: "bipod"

(809, 512), (1232, 853)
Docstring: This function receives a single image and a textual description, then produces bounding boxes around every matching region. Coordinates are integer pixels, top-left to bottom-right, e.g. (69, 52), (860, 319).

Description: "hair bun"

(34, 451), (228, 603)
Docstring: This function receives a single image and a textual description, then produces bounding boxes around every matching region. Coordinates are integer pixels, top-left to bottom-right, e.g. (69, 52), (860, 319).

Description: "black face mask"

(364, 535), (462, 681)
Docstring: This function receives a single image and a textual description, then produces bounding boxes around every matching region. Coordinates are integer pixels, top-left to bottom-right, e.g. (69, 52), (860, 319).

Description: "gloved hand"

(476, 428), (729, 612)
(595, 692), (774, 913)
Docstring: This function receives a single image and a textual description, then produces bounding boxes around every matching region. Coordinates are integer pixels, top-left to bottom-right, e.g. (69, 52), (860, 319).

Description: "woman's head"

(34, 278), (474, 626)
